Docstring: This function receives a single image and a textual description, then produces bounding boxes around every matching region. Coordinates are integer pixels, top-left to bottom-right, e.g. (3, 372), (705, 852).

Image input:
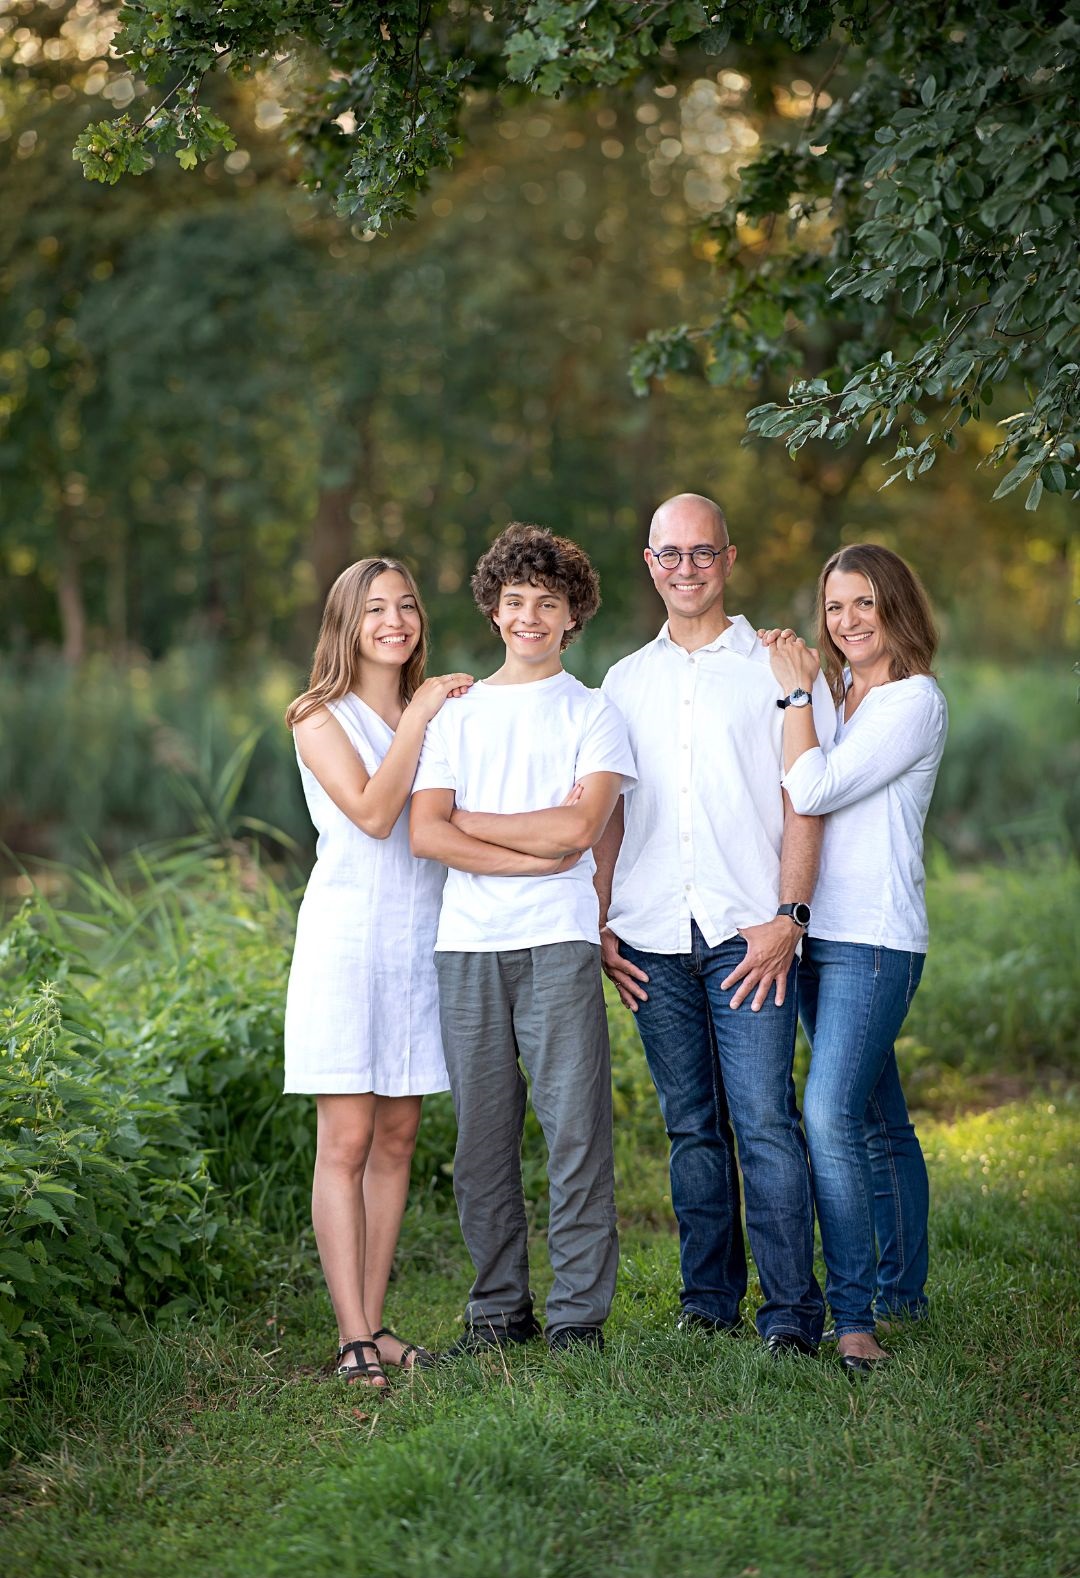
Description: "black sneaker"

(546, 1324), (604, 1353)
(437, 1310), (542, 1361)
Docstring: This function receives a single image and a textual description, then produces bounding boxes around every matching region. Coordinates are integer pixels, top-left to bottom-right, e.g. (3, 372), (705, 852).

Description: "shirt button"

(682, 834), (690, 842)
(684, 882), (691, 891)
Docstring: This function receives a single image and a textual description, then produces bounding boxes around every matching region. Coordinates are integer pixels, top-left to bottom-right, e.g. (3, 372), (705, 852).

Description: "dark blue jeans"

(798, 937), (929, 1334)
(621, 926), (824, 1344)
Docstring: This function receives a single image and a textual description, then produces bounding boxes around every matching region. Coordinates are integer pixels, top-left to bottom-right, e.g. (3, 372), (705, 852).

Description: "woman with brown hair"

(765, 544), (948, 1374)
(283, 557), (472, 1388)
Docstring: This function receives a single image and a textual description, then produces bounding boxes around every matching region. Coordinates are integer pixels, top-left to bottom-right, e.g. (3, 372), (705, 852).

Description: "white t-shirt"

(601, 615), (836, 953)
(781, 674), (948, 953)
(413, 669), (637, 952)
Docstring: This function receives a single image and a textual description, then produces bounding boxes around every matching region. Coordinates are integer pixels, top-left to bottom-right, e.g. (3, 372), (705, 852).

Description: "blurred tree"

(2, 1), (1074, 670)
(74, 1), (1080, 510)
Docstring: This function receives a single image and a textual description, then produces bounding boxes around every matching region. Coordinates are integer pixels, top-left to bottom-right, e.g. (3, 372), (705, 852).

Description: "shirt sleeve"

(810, 673), (838, 755)
(411, 714), (456, 795)
(575, 694), (638, 791)
(782, 684), (946, 815)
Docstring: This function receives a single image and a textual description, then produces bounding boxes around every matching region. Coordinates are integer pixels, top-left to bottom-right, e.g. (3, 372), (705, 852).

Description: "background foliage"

(72, 0), (1080, 508)
(1, 1), (1076, 676)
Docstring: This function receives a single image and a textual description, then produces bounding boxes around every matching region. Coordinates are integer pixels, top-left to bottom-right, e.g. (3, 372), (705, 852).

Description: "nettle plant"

(73, 1), (1079, 507)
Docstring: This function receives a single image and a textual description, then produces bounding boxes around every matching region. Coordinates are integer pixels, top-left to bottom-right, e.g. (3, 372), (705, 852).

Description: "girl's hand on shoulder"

(406, 673), (474, 723)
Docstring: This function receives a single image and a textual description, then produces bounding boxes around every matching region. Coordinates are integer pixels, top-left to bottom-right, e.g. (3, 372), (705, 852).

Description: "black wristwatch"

(777, 902), (811, 928)
(776, 688), (812, 710)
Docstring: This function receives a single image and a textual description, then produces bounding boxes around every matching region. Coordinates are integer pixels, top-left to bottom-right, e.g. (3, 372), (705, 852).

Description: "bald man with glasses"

(595, 492), (832, 1356)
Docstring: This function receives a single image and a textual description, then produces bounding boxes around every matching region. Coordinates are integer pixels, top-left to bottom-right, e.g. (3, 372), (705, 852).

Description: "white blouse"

(781, 675), (948, 953)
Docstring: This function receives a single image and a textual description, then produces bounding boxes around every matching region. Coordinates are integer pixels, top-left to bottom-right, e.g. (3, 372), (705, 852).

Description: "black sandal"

(335, 1338), (388, 1388)
(372, 1325), (436, 1371)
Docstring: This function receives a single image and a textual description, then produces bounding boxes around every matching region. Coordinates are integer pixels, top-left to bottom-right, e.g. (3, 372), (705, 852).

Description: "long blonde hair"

(285, 558), (429, 729)
(816, 543), (938, 706)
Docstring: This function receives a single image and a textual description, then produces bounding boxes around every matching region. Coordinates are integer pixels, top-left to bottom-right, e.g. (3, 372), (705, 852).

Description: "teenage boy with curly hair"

(411, 522), (636, 1355)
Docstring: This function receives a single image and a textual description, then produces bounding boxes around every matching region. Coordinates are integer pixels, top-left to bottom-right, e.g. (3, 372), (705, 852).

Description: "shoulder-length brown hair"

(285, 558), (428, 729)
(816, 543), (938, 705)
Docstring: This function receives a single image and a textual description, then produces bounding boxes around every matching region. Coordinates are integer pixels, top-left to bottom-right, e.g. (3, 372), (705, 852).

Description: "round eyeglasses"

(648, 545), (731, 570)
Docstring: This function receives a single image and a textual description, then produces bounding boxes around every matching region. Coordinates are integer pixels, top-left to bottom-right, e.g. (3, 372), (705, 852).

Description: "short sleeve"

(575, 694), (637, 791)
(412, 714), (456, 795)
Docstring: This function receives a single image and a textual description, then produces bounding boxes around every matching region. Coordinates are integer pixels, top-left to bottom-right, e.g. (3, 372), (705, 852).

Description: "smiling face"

(492, 581), (576, 670)
(357, 569), (423, 671)
(645, 497), (735, 631)
(823, 569), (890, 677)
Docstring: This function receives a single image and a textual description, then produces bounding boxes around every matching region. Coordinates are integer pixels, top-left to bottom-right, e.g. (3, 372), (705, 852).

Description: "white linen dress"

(283, 693), (450, 1096)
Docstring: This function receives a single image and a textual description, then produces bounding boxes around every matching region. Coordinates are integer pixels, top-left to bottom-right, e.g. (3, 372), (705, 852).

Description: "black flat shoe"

(765, 1332), (818, 1359)
(676, 1311), (742, 1336)
(841, 1351), (890, 1377)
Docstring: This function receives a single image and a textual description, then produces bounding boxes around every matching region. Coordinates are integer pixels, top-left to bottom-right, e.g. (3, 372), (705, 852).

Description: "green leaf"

(176, 148), (199, 171)
(1024, 475), (1043, 511)
(920, 75), (937, 107)
(23, 1196), (66, 1229)
(912, 228), (942, 260)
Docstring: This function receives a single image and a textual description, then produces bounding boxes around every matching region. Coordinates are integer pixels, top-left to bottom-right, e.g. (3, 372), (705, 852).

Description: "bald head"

(649, 493), (729, 549)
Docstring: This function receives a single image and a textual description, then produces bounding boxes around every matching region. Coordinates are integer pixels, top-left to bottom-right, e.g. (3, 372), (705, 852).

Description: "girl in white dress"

(284, 558), (472, 1389)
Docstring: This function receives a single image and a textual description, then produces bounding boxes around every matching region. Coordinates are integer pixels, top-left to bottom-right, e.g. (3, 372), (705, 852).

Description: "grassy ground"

(2, 1094), (1075, 1578)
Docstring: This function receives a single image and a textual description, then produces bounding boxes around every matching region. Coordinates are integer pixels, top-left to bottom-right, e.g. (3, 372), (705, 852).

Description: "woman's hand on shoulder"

(405, 673), (474, 724)
(764, 629), (820, 693)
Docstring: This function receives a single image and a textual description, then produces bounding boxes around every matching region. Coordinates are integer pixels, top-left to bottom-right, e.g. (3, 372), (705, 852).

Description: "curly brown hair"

(471, 522), (601, 650)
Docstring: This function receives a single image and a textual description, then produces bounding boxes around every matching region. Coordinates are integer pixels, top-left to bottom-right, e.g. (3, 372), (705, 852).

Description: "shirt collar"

(655, 613), (758, 658)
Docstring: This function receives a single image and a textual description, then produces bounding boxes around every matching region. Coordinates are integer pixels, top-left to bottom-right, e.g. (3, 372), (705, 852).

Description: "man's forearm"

(592, 800), (624, 929)
(779, 797), (822, 905)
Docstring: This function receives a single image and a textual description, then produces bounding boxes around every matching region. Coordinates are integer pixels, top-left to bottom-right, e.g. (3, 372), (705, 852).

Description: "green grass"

(2, 1095), (1076, 1578)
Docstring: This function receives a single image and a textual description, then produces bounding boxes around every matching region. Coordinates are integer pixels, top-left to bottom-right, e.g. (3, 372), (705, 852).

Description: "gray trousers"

(434, 942), (618, 1332)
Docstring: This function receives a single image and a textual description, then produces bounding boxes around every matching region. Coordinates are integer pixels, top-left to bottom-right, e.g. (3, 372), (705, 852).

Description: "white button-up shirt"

(601, 614), (835, 954)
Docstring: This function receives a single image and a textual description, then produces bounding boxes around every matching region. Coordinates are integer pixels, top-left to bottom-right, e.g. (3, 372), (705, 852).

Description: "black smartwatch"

(777, 902), (811, 928)
(776, 688), (812, 710)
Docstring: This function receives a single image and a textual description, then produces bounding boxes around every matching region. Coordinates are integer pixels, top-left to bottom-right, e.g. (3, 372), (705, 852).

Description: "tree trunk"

(310, 480), (357, 603)
(56, 513), (86, 664)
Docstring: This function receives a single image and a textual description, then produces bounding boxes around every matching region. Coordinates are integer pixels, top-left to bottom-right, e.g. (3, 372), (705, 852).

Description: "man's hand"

(722, 917), (800, 1011)
(601, 926), (650, 1012)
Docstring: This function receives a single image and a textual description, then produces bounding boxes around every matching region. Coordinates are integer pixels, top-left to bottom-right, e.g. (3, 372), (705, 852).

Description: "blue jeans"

(621, 926), (824, 1344)
(798, 937), (929, 1334)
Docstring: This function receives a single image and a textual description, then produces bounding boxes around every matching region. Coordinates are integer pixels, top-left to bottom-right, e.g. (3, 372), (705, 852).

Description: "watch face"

(792, 902), (812, 927)
(790, 689), (811, 707)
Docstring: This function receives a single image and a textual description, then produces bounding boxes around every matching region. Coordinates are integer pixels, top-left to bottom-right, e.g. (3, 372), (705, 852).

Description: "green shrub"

(0, 907), (251, 1398)
(0, 651), (1075, 864)
(931, 661), (1079, 859)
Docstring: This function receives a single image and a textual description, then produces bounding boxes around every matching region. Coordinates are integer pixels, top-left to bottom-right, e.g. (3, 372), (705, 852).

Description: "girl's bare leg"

(312, 1093), (386, 1385)
(362, 1095), (423, 1366)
